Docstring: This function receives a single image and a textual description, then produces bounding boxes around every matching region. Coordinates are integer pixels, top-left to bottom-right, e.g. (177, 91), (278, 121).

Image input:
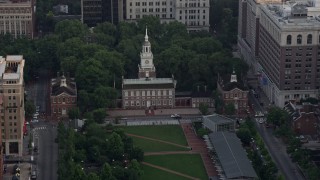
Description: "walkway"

(126, 133), (189, 149)
(142, 162), (200, 180)
(180, 123), (217, 177)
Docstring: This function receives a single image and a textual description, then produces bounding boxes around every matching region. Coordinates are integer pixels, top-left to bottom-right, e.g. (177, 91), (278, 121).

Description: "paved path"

(126, 133), (189, 149)
(180, 123), (218, 177)
(142, 162), (200, 180)
(144, 151), (197, 156)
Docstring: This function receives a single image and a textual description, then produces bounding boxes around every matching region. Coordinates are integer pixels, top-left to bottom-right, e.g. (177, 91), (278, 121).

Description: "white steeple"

(60, 74), (67, 87)
(139, 26), (156, 78)
(230, 68), (237, 83)
(145, 26), (149, 42)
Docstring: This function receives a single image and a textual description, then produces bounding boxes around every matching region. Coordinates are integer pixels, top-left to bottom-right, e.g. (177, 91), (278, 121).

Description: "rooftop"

(0, 55), (24, 81)
(203, 114), (234, 124)
(261, 1), (320, 29)
(208, 132), (258, 179)
(123, 78), (175, 85)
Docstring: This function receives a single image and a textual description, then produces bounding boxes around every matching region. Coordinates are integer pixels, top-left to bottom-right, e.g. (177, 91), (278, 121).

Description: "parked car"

(171, 114), (181, 119)
(31, 119), (39, 123)
(31, 170), (37, 180)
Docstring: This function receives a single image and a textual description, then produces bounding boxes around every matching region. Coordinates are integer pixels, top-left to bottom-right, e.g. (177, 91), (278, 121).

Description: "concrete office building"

(238, 0), (320, 107)
(125, 0), (210, 31)
(0, 55), (25, 156)
(0, 0), (35, 39)
(81, 0), (124, 27)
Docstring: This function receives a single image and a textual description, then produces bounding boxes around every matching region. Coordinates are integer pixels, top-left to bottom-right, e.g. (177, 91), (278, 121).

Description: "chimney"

(57, 72), (60, 77)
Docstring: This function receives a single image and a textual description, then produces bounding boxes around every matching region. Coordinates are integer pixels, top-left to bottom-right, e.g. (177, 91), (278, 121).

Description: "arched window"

(307, 34), (312, 44)
(286, 35), (292, 45)
(297, 35), (302, 44)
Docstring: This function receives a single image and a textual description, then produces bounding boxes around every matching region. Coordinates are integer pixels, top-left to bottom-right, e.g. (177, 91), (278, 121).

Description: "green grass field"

(131, 136), (189, 152)
(144, 154), (208, 180)
(120, 125), (188, 146)
(140, 164), (190, 180)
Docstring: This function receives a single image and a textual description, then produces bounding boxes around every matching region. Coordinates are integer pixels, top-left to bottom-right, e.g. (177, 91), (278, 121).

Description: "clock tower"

(139, 27), (156, 79)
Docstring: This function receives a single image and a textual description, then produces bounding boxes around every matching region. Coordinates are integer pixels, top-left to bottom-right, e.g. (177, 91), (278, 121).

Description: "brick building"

(284, 102), (319, 136)
(217, 70), (249, 114)
(50, 74), (77, 120)
(0, 95), (3, 179)
(0, 0), (35, 39)
(238, 0), (320, 107)
(122, 28), (176, 109)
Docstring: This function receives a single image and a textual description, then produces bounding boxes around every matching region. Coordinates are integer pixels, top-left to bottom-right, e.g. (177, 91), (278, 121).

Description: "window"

(286, 35), (292, 45)
(297, 35), (302, 44)
(307, 34), (312, 44)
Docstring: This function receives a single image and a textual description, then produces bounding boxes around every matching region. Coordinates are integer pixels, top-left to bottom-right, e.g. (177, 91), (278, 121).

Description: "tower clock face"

(145, 60), (149, 64)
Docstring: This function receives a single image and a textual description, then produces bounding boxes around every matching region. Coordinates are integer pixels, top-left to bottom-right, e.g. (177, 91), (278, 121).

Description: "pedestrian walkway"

(142, 162), (200, 180)
(126, 120), (179, 126)
(144, 151), (197, 156)
(180, 123), (217, 177)
(33, 126), (47, 131)
(126, 133), (189, 149)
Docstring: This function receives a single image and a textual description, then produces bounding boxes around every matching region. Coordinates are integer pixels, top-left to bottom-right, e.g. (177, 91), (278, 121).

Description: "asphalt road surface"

(249, 92), (305, 180)
(33, 122), (58, 180)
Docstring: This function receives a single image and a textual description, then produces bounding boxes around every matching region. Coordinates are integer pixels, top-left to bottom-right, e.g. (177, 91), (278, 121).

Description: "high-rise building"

(0, 0), (35, 39)
(122, 28), (176, 109)
(0, 95), (3, 179)
(238, 0), (320, 107)
(0, 55), (25, 156)
(81, 0), (124, 27)
(125, 0), (210, 32)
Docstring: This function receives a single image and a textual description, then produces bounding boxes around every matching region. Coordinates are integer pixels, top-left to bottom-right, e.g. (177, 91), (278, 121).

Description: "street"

(25, 69), (58, 180)
(249, 89), (305, 180)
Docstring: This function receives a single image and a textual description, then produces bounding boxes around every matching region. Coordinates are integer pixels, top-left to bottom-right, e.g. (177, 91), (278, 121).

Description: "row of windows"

(130, 14), (172, 19)
(285, 58), (312, 63)
(125, 100), (172, 106)
(284, 81), (311, 84)
(132, 7), (172, 13)
(130, 1), (172, 6)
(224, 92), (247, 98)
(124, 90), (173, 97)
(0, 9), (31, 14)
(285, 52), (312, 57)
(0, 89), (17, 93)
(0, 16), (32, 19)
(180, 10), (206, 14)
(286, 34), (318, 45)
(284, 86), (311, 90)
(52, 97), (76, 103)
(1, 128), (17, 133)
(52, 107), (72, 113)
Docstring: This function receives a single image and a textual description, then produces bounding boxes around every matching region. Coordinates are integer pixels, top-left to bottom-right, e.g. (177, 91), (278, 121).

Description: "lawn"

(120, 125), (188, 146)
(144, 154), (208, 180)
(131, 136), (189, 152)
(140, 164), (190, 180)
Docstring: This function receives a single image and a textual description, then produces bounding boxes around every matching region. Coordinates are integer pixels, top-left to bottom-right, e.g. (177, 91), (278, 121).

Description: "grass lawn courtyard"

(131, 136), (189, 152)
(119, 125), (208, 180)
(119, 125), (188, 146)
(144, 154), (208, 180)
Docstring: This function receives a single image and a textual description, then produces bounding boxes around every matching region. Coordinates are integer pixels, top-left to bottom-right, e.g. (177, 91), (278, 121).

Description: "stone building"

(0, 55), (25, 156)
(0, 0), (35, 39)
(50, 73), (77, 120)
(122, 28), (176, 109)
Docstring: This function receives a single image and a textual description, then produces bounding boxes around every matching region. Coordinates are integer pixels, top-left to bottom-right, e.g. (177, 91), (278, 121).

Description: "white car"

(171, 114), (181, 119)
(31, 119), (39, 123)
(259, 118), (265, 124)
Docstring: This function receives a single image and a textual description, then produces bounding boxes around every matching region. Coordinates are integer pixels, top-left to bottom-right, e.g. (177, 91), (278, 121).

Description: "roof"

(209, 132), (258, 179)
(218, 73), (248, 91)
(51, 77), (77, 96)
(203, 114), (234, 124)
(191, 91), (212, 98)
(122, 78), (176, 89)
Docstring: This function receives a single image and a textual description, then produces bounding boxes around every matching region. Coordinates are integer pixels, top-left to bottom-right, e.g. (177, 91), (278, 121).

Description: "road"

(26, 69), (58, 180)
(249, 90), (305, 180)
(34, 122), (58, 180)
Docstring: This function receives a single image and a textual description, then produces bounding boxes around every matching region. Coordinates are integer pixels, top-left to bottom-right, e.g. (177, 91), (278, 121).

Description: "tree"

(92, 108), (106, 124)
(267, 107), (289, 127)
(86, 172), (100, 180)
(236, 129), (252, 146)
(68, 107), (80, 120)
(199, 103), (209, 115)
(225, 103), (235, 115)
(92, 86), (118, 108)
(108, 132), (124, 160)
(24, 100), (35, 119)
(100, 163), (116, 180)
(55, 20), (88, 41)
